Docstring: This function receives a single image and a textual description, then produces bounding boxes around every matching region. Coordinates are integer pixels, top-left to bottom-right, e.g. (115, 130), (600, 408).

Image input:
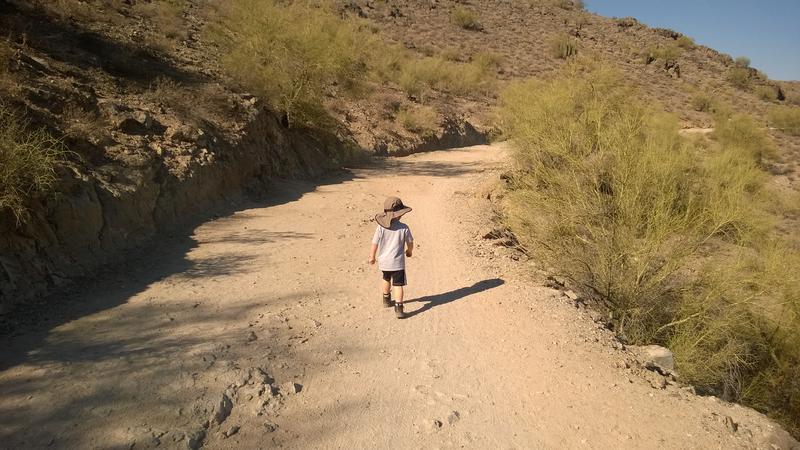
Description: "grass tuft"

(450, 7), (483, 31)
(0, 104), (68, 223)
(768, 106), (800, 136)
(396, 106), (438, 137)
(550, 35), (578, 59)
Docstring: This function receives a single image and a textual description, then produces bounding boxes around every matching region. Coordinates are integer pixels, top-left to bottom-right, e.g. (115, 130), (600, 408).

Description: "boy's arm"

(405, 241), (414, 258)
(369, 243), (378, 264)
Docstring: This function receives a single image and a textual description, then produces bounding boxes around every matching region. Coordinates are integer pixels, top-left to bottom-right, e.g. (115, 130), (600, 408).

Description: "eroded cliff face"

(0, 101), (352, 311)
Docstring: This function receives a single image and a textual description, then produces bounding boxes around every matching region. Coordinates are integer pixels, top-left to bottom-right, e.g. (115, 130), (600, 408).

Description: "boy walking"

(369, 197), (414, 319)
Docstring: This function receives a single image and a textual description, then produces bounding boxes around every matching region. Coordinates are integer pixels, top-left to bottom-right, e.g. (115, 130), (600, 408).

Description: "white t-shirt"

(372, 221), (413, 271)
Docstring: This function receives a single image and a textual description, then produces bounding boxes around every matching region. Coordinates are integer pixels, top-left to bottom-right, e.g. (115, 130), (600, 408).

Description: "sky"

(586, 1), (800, 81)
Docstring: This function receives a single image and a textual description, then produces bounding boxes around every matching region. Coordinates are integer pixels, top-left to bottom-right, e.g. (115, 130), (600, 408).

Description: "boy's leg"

(393, 286), (404, 304)
(381, 274), (393, 307)
(382, 281), (393, 307)
(382, 279), (391, 295)
(393, 270), (407, 319)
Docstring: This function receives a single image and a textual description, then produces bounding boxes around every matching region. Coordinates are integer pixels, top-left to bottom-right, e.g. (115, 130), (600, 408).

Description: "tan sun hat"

(375, 196), (412, 229)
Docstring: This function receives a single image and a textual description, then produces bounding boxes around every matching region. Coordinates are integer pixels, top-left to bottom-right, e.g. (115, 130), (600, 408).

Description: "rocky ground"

(1, 144), (797, 449)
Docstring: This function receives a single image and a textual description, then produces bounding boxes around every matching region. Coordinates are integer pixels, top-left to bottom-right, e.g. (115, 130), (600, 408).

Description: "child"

(369, 196), (414, 319)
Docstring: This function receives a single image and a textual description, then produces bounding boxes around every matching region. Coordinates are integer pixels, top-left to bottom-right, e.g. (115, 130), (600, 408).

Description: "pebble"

(447, 411), (461, 425)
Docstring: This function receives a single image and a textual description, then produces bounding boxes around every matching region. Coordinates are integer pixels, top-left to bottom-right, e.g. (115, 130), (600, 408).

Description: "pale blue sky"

(586, 1), (800, 81)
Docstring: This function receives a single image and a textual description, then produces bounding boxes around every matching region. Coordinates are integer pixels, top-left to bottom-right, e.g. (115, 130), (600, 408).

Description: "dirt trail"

(1, 144), (797, 450)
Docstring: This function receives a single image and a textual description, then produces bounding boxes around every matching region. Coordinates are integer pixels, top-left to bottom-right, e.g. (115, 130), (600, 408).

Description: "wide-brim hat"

(375, 196), (412, 229)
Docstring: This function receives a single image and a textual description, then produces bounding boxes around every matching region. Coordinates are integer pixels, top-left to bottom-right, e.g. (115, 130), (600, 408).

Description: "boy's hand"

(368, 257), (376, 265)
(406, 250), (412, 257)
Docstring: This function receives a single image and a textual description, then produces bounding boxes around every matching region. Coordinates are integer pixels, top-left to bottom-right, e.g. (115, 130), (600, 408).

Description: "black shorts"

(381, 270), (407, 286)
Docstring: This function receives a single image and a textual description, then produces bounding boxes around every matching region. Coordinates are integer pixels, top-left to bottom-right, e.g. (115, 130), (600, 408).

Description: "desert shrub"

(209, 0), (371, 128)
(691, 94), (713, 112)
(133, 0), (185, 38)
(756, 85), (779, 102)
(0, 104), (67, 223)
(676, 35), (694, 49)
(644, 44), (681, 66)
(728, 67), (751, 90)
(550, 35), (578, 59)
(389, 53), (496, 100)
(556, 0), (584, 10)
(713, 112), (775, 164)
(451, 7), (482, 31)
(396, 106), (438, 137)
(499, 61), (799, 433)
(768, 106), (800, 136)
(616, 17), (639, 29)
(735, 56), (751, 68)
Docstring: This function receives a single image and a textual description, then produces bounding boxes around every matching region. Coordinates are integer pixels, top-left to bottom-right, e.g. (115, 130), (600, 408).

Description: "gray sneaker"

(382, 294), (394, 308)
(394, 303), (405, 319)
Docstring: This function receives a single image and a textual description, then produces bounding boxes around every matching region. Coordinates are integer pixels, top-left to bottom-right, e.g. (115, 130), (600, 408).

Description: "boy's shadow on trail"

(405, 278), (505, 318)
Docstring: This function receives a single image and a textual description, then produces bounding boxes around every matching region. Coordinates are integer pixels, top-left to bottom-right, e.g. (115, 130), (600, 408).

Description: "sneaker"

(382, 294), (394, 308)
(394, 303), (405, 319)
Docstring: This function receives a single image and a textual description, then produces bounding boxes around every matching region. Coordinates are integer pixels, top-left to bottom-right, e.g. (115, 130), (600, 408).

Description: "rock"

(723, 416), (738, 433)
(213, 394), (233, 425)
(447, 411), (460, 425)
(223, 425), (240, 438)
(426, 419), (443, 433)
(281, 381), (302, 395)
(186, 429), (205, 450)
(563, 290), (579, 301)
(632, 345), (675, 374)
(250, 367), (273, 386)
(263, 423), (277, 433)
(246, 331), (258, 342)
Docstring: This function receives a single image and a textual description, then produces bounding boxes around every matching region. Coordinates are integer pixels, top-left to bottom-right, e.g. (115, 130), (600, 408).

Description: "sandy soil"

(1, 144), (797, 450)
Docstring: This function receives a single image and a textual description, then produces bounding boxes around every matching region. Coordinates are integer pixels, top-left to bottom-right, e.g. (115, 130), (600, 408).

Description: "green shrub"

(556, 0), (584, 10)
(396, 106), (438, 137)
(390, 53), (496, 100)
(691, 94), (713, 112)
(756, 85), (779, 102)
(499, 63), (799, 432)
(768, 106), (800, 136)
(616, 17), (638, 29)
(451, 7), (482, 31)
(676, 35), (694, 49)
(209, 0), (371, 128)
(0, 104), (67, 223)
(550, 35), (578, 59)
(735, 56), (751, 68)
(728, 67), (751, 90)
(644, 44), (681, 66)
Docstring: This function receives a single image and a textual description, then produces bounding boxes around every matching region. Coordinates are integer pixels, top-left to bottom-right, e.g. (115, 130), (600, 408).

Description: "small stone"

(186, 429), (205, 450)
(263, 423), (277, 433)
(223, 425), (240, 438)
(447, 411), (460, 425)
(723, 416), (738, 433)
(631, 345), (675, 374)
(246, 331), (258, 342)
(281, 381), (302, 395)
(213, 394), (233, 425)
